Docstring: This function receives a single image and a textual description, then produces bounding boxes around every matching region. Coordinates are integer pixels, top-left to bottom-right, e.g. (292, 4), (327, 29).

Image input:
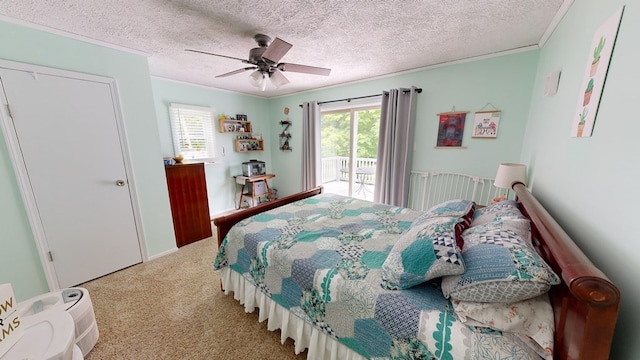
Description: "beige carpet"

(81, 234), (306, 360)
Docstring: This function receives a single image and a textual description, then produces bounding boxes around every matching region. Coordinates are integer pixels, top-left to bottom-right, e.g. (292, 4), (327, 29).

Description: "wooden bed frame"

(213, 184), (620, 360)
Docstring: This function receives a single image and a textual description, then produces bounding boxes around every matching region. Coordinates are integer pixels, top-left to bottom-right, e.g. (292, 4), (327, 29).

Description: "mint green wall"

(150, 78), (270, 215)
(522, 1), (639, 358)
(267, 51), (538, 197)
(4, 5), (638, 356)
(0, 21), (176, 300)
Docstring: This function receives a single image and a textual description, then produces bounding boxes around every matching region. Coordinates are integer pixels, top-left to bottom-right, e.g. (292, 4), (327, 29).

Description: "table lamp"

(493, 163), (526, 202)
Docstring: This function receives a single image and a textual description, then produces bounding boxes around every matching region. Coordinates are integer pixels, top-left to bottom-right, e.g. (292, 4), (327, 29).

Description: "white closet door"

(0, 67), (142, 288)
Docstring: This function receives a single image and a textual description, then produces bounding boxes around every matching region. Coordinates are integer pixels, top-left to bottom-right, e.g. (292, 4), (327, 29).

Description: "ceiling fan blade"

(185, 49), (249, 63)
(278, 63), (331, 76)
(215, 67), (256, 78)
(262, 37), (292, 64)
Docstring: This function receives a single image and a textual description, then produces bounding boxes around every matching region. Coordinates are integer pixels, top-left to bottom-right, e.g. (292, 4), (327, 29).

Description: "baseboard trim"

(147, 247), (178, 261)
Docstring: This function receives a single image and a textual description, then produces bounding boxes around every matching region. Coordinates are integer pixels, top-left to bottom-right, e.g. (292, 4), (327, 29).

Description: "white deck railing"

(321, 157), (377, 183)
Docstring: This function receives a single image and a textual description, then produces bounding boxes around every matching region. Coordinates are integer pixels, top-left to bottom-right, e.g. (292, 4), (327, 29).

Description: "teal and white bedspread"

(214, 193), (542, 359)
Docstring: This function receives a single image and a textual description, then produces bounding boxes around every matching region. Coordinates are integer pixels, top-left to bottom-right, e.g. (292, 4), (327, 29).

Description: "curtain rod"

(299, 88), (422, 107)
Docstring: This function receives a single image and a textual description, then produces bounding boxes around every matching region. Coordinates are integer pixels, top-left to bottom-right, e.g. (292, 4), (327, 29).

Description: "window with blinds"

(169, 103), (218, 162)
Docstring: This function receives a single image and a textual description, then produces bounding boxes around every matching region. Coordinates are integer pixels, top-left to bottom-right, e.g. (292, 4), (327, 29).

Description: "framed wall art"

(436, 111), (468, 147)
(472, 110), (501, 138)
(571, 6), (624, 138)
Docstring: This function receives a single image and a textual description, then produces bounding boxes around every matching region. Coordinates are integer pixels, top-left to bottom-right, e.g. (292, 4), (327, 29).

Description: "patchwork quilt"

(214, 193), (542, 359)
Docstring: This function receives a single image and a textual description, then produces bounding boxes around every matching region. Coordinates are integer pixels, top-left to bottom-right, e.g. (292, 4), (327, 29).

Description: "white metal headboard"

(407, 171), (510, 211)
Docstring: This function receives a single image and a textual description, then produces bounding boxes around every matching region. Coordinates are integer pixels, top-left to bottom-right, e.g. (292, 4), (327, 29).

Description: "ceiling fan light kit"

(270, 69), (290, 88)
(186, 34), (330, 91)
(249, 70), (267, 91)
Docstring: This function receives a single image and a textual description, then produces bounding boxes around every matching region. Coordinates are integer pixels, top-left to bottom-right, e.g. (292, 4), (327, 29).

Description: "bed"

(212, 182), (619, 359)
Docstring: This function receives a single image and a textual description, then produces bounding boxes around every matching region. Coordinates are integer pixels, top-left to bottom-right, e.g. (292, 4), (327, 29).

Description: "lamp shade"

(270, 69), (290, 88)
(494, 163), (526, 189)
(249, 70), (267, 91)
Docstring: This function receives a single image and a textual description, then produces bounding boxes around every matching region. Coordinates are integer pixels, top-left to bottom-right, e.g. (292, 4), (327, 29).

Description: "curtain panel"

(301, 101), (321, 190)
(374, 87), (418, 207)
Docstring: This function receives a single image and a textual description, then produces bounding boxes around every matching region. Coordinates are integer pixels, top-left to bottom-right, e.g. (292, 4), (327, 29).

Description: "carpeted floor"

(81, 233), (306, 359)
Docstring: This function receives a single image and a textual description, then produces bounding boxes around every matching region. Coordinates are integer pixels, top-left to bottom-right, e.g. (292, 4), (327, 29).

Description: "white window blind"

(169, 103), (218, 162)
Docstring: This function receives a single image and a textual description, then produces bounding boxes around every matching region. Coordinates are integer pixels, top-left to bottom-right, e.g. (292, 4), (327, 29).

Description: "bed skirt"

(219, 267), (366, 360)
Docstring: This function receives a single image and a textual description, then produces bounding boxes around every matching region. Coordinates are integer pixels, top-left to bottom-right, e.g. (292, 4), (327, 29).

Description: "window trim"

(169, 103), (218, 163)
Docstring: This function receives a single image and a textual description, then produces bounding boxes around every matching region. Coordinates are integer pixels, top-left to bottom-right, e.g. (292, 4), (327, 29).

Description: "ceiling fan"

(186, 34), (331, 91)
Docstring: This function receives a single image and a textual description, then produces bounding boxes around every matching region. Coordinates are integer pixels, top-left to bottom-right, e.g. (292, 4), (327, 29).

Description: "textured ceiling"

(0, 0), (567, 98)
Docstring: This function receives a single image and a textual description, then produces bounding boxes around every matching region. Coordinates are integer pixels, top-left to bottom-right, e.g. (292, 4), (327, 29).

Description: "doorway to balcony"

(320, 106), (380, 200)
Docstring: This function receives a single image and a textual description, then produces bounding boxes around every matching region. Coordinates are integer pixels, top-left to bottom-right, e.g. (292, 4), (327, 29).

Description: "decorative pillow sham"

(441, 220), (560, 302)
(381, 217), (467, 290)
(452, 294), (555, 360)
(471, 199), (526, 227)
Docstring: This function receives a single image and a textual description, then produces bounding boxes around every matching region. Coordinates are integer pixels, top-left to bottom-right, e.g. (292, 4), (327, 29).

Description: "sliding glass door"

(320, 106), (380, 200)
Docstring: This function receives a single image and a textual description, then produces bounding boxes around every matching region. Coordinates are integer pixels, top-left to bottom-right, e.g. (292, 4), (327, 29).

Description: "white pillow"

(451, 293), (555, 360)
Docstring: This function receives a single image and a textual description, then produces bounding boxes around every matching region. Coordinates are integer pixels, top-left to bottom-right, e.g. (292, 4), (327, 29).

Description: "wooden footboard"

(213, 186), (323, 247)
(513, 182), (619, 360)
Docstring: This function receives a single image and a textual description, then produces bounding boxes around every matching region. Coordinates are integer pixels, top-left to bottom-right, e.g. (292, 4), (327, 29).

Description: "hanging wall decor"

(571, 6), (624, 138)
(472, 110), (501, 138)
(436, 110), (468, 148)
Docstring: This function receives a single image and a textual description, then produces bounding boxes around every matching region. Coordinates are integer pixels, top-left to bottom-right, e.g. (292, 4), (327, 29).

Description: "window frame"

(169, 103), (218, 162)
(320, 104), (381, 198)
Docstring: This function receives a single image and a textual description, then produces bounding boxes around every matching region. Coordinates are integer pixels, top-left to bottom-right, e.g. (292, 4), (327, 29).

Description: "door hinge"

(6, 103), (13, 118)
(48, 251), (54, 262)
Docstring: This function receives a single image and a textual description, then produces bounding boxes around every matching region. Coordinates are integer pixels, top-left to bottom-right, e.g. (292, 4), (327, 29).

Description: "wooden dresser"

(165, 163), (212, 247)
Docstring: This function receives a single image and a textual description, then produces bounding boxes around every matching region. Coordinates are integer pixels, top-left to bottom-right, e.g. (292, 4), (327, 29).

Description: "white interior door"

(0, 67), (142, 288)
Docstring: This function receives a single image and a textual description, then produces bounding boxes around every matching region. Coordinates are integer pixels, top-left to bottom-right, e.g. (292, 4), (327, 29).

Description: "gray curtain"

(374, 87), (418, 206)
(301, 101), (321, 190)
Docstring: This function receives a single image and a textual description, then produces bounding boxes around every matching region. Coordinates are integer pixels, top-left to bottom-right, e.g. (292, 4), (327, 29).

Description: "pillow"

(381, 217), (467, 290)
(465, 216), (533, 246)
(471, 199), (526, 227)
(441, 220), (560, 302)
(452, 294), (555, 360)
(414, 199), (475, 224)
(412, 199), (475, 249)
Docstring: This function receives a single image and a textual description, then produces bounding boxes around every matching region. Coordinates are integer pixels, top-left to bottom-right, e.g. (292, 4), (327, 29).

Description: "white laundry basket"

(18, 287), (99, 357)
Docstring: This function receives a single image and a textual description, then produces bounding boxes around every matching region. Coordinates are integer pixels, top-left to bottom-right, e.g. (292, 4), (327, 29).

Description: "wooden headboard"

(212, 183), (620, 359)
(513, 182), (619, 359)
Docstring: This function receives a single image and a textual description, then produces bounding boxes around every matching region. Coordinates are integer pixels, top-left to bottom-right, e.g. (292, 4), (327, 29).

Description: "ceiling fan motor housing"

(249, 47), (269, 67)
(253, 34), (272, 47)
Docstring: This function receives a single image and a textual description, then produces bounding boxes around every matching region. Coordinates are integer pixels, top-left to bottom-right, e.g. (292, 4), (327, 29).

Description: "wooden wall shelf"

(280, 119), (292, 151)
(235, 138), (264, 152)
(219, 118), (252, 134)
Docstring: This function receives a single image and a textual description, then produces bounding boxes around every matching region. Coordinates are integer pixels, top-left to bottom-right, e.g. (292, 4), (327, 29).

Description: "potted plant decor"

(583, 78), (595, 106)
(590, 36), (606, 76)
(577, 108), (588, 137)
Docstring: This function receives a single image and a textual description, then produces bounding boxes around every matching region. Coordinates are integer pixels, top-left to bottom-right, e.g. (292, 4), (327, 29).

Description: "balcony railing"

(321, 156), (377, 200)
(321, 156), (377, 183)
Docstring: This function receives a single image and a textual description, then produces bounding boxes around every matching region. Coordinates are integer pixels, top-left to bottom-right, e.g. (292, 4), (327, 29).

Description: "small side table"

(234, 173), (276, 208)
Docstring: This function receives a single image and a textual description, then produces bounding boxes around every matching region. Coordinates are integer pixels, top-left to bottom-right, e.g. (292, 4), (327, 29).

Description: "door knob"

(115, 180), (126, 187)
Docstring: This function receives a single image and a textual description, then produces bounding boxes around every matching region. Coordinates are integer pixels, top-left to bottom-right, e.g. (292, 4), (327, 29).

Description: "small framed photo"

(236, 114), (247, 121)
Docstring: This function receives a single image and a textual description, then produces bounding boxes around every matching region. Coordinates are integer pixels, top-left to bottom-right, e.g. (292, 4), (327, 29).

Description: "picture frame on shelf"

(236, 114), (247, 121)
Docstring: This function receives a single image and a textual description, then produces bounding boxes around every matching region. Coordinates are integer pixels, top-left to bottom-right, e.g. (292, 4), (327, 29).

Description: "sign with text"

(0, 284), (22, 356)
